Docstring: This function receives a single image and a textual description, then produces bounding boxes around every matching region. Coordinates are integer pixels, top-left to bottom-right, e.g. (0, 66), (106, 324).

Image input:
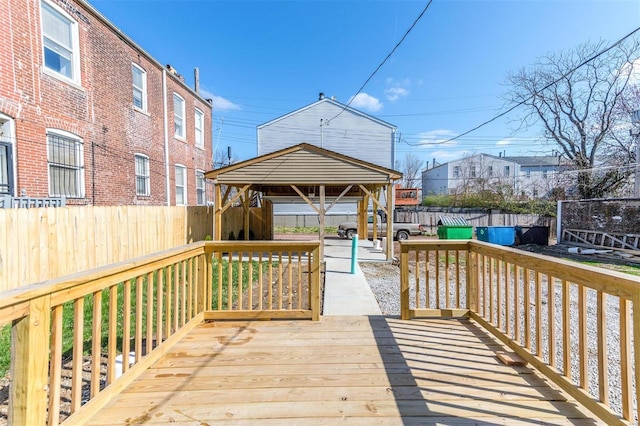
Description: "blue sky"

(91, 0), (640, 166)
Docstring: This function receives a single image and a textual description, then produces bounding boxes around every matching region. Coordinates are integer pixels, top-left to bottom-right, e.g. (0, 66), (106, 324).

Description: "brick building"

(0, 0), (212, 206)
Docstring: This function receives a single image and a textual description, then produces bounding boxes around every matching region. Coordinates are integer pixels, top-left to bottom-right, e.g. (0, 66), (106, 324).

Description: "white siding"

(258, 100), (395, 169)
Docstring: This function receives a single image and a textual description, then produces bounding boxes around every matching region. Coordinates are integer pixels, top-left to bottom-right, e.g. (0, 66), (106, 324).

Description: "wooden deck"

(85, 316), (601, 425)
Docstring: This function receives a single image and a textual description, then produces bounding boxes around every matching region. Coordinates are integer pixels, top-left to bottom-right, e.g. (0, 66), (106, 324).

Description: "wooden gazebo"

(204, 143), (402, 260)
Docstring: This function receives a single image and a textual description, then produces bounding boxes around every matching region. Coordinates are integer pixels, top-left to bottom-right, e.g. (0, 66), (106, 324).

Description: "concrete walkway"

(322, 237), (387, 316)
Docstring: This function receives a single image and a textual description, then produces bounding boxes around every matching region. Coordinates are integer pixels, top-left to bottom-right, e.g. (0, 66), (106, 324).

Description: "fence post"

(400, 244), (410, 320)
(310, 244), (321, 321)
(466, 247), (478, 313)
(9, 295), (51, 425)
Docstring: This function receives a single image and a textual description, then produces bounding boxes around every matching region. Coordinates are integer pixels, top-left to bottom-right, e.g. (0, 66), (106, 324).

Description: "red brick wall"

(0, 0), (212, 206)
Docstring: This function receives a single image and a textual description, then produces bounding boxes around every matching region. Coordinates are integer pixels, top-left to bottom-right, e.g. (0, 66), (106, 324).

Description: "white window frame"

(175, 164), (187, 205)
(470, 165), (476, 178)
(46, 129), (85, 198)
(132, 63), (147, 112)
(194, 108), (204, 148)
(40, 0), (81, 84)
(174, 94), (185, 139)
(134, 154), (150, 196)
(453, 166), (460, 178)
(196, 170), (205, 205)
(504, 165), (510, 177)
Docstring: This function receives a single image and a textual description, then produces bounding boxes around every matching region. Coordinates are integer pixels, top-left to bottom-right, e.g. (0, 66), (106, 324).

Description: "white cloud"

(384, 78), (411, 102)
(496, 138), (513, 146)
(416, 129), (458, 146)
(429, 149), (472, 162)
(385, 87), (409, 102)
(348, 92), (383, 112)
(199, 88), (241, 111)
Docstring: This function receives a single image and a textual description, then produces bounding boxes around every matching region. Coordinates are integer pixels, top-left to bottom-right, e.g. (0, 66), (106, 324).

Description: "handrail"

(400, 239), (640, 425)
(0, 239), (321, 425)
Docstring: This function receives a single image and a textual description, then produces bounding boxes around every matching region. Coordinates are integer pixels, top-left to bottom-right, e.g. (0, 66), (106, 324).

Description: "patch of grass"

(211, 258), (273, 310)
(275, 226), (337, 234)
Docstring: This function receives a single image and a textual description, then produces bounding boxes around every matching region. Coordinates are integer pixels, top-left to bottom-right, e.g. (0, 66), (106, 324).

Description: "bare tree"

(505, 38), (640, 199)
(396, 153), (424, 188)
(213, 147), (241, 168)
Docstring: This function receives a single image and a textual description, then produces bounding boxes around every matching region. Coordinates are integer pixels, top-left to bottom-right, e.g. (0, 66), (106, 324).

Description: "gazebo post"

(385, 182), (394, 261)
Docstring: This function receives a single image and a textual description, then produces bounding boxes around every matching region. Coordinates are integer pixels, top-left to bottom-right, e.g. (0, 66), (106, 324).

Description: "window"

(41, 1), (79, 82)
(132, 64), (147, 111)
(533, 189), (539, 197)
(453, 166), (460, 178)
(174, 94), (185, 138)
(47, 131), (84, 197)
(487, 166), (493, 177)
(175, 165), (186, 205)
(526, 170), (531, 179)
(135, 154), (150, 196)
(194, 109), (204, 148)
(504, 165), (510, 177)
(543, 170), (548, 179)
(196, 170), (205, 205)
(470, 166), (476, 178)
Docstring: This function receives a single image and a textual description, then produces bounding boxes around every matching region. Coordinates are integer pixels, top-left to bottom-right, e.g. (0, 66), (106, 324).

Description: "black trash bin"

(515, 226), (549, 246)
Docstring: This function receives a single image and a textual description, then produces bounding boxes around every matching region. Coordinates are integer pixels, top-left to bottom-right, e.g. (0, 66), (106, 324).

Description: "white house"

(422, 153), (561, 199)
(257, 93), (397, 169)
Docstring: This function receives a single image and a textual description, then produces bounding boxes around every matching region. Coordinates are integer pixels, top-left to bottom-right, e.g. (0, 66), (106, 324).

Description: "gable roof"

(502, 156), (561, 167)
(205, 143), (402, 185)
(257, 98), (396, 130)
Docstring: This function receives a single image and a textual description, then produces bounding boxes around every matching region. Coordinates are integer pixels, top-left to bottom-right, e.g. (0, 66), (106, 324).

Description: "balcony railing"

(0, 240), (321, 425)
(400, 239), (639, 425)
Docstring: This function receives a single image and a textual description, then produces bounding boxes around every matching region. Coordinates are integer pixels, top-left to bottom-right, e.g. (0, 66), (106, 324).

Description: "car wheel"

(396, 230), (409, 241)
(346, 229), (355, 240)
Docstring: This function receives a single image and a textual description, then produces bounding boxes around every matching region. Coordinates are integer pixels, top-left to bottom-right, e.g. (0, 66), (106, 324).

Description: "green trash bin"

(437, 217), (473, 239)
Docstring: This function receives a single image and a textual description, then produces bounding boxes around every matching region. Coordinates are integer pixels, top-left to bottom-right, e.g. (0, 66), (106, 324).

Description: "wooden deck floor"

(86, 316), (601, 425)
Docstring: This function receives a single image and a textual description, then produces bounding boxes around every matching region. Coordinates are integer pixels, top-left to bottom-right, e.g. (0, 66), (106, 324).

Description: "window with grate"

(47, 132), (84, 197)
(135, 154), (150, 196)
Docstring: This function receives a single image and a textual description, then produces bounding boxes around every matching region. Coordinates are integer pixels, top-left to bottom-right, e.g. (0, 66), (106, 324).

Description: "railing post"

(9, 295), (51, 425)
(400, 245), (409, 320)
(633, 293), (640, 424)
(196, 252), (206, 314)
(310, 245), (321, 321)
(466, 247), (478, 313)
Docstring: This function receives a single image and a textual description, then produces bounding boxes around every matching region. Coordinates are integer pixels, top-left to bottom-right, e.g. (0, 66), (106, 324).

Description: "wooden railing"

(0, 240), (320, 425)
(400, 239), (639, 426)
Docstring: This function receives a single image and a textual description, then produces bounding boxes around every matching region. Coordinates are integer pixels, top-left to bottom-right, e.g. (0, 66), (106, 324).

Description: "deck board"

(85, 316), (602, 425)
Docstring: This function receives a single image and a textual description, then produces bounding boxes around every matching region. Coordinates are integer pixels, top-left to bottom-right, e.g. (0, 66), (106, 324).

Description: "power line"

(328, 0), (434, 123)
(440, 25), (640, 144)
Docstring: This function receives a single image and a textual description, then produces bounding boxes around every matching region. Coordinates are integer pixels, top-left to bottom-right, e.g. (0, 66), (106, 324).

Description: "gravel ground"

(360, 247), (636, 422)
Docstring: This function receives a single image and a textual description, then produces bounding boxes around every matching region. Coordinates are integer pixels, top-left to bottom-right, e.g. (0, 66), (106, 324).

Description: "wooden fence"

(0, 206), (213, 291)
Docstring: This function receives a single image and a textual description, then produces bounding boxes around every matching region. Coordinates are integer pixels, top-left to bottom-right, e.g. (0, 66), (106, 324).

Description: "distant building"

(422, 153), (561, 199)
(0, 0), (212, 206)
(257, 93), (398, 215)
(257, 93), (397, 169)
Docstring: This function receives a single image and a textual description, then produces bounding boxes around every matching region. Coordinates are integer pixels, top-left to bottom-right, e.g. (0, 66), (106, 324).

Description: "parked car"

(337, 214), (422, 241)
